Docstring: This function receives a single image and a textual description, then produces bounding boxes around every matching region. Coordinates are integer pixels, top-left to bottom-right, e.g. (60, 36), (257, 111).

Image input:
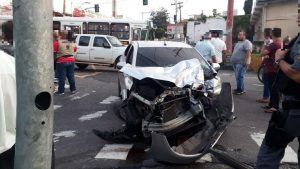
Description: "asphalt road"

(53, 66), (298, 169)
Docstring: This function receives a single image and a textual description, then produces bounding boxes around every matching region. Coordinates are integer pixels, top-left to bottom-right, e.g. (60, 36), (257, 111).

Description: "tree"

(211, 9), (221, 18)
(150, 8), (169, 39)
(243, 0), (253, 15)
(232, 14), (253, 42)
(196, 13), (207, 23)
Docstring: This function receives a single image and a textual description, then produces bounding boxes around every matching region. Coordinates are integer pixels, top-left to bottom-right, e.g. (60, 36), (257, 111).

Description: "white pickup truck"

(75, 34), (126, 69)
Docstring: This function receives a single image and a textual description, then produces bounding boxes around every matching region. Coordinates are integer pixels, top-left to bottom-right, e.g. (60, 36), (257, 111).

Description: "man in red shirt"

(55, 30), (77, 95)
(260, 28), (283, 113)
(53, 31), (59, 81)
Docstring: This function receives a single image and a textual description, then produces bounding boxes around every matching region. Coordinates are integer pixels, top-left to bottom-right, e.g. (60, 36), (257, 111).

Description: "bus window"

(64, 25), (81, 34)
(111, 23), (130, 40)
(132, 28), (141, 41)
(83, 22), (87, 34)
(53, 21), (61, 31)
(87, 22), (109, 35)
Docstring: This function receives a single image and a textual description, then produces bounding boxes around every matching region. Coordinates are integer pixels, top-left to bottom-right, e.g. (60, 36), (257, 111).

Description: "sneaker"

(54, 92), (64, 96)
(233, 90), (245, 95)
(92, 128), (141, 143)
(71, 90), (77, 94)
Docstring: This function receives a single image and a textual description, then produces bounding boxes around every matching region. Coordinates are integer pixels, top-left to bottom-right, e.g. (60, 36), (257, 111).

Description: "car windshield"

(107, 36), (123, 47)
(136, 47), (214, 78)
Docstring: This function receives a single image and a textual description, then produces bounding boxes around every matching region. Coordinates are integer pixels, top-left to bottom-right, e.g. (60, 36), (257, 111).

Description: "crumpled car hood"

(120, 58), (204, 88)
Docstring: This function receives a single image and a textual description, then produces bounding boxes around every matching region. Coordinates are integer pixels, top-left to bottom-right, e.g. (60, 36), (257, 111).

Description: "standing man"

(195, 32), (217, 64)
(256, 33), (300, 169)
(260, 28), (282, 113)
(55, 30), (77, 95)
(211, 31), (227, 65)
(230, 31), (253, 95)
(256, 28), (273, 104)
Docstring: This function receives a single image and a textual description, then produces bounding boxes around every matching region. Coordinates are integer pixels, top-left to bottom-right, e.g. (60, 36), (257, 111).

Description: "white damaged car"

(93, 41), (234, 164)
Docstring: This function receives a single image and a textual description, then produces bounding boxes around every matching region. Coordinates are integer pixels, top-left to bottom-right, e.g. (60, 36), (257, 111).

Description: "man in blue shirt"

(195, 32), (216, 64)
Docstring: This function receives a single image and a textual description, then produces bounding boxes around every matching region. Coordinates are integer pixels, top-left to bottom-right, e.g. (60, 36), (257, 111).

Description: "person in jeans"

(256, 33), (300, 169)
(55, 30), (77, 95)
(230, 31), (253, 95)
(260, 28), (282, 113)
(257, 28), (272, 103)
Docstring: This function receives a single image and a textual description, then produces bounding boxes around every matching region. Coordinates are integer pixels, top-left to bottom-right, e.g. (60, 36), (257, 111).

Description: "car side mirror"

(103, 42), (111, 49)
(116, 62), (125, 69)
(212, 63), (220, 72)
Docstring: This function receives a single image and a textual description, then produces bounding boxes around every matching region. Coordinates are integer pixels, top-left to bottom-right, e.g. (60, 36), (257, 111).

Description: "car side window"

(93, 37), (109, 47)
(78, 36), (90, 46)
(126, 46), (134, 64)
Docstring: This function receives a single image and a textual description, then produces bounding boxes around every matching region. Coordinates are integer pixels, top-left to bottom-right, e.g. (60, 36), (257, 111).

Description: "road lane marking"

(70, 92), (90, 101)
(95, 144), (133, 160)
(253, 83), (264, 87)
(75, 72), (100, 79)
(54, 105), (62, 111)
(53, 130), (76, 142)
(100, 96), (120, 104)
(196, 153), (213, 163)
(250, 132), (298, 163)
(78, 110), (107, 122)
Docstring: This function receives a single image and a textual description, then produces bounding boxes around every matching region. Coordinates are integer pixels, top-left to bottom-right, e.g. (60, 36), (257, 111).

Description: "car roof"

(135, 41), (193, 48)
(76, 34), (111, 37)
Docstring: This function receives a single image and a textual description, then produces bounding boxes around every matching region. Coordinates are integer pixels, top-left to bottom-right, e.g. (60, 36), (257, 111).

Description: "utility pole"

(226, 0), (234, 54)
(13, 0), (54, 168)
(112, 0), (116, 17)
(171, 1), (183, 40)
(63, 0), (66, 15)
(178, 4), (183, 23)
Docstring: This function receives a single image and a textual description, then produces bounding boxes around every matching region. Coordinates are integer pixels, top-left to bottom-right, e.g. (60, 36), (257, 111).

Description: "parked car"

(74, 34), (126, 69)
(94, 41), (234, 164)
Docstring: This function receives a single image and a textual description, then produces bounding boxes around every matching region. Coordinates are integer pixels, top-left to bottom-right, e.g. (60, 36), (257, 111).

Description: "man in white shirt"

(0, 50), (16, 169)
(211, 31), (227, 64)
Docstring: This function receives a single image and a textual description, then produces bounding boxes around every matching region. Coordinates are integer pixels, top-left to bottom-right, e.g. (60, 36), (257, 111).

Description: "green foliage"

(150, 8), (169, 31)
(155, 28), (166, 39)
(211, 9), (222, 18)
(243, 0), (253, 15)
(232, 14), (253, 42)
(196, 13), (207, 23)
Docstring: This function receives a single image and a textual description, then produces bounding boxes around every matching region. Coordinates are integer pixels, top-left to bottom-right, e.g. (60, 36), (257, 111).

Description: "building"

(222, 9), (238, 16)
(251, 0), (299, 41)
(167, 23), (184, 40)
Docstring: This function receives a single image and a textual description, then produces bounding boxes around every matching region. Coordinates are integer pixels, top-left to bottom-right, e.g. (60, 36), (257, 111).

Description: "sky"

(52, 0), (247, 21)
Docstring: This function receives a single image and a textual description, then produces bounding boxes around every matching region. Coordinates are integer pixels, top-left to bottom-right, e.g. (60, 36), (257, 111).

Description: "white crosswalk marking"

(78, 111), (107, 122)
(250, 132), (298, 163)
(54, 105), (62, 111)
(100, 96), (120, 104)
(95, 144), (133, 160)
(70, 92), (90, 101)
(53, 130), (76, 142)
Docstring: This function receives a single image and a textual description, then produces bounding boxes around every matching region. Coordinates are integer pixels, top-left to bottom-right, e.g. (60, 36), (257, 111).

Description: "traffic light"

(95, 4), (99, 12)
(143, 0), (148, 5)
(174, 15), (177, 23)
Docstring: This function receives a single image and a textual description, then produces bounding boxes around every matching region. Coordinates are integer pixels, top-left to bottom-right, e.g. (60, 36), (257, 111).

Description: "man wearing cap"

(195, 32), (217, 64)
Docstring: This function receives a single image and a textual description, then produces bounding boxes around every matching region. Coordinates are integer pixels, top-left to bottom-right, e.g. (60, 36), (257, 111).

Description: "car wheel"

(76, 63), (89, 70)
(113, 55), (122, 69)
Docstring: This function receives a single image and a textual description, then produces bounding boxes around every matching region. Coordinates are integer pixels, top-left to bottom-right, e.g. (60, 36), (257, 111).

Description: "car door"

(89, 36), (113, 64)
(75, 36), (91, 62)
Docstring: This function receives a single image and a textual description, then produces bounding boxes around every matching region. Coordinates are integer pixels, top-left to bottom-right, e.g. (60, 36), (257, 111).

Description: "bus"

(0, 15), (148, 45)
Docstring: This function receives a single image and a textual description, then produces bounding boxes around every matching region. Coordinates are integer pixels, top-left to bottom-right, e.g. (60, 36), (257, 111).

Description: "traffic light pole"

(13, 0), (54, 168)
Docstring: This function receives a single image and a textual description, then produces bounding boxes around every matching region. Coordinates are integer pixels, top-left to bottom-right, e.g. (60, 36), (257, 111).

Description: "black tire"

(257, 65), (263, 83)
(114, 55), (122, 69)
(76, 63), (89, 70)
